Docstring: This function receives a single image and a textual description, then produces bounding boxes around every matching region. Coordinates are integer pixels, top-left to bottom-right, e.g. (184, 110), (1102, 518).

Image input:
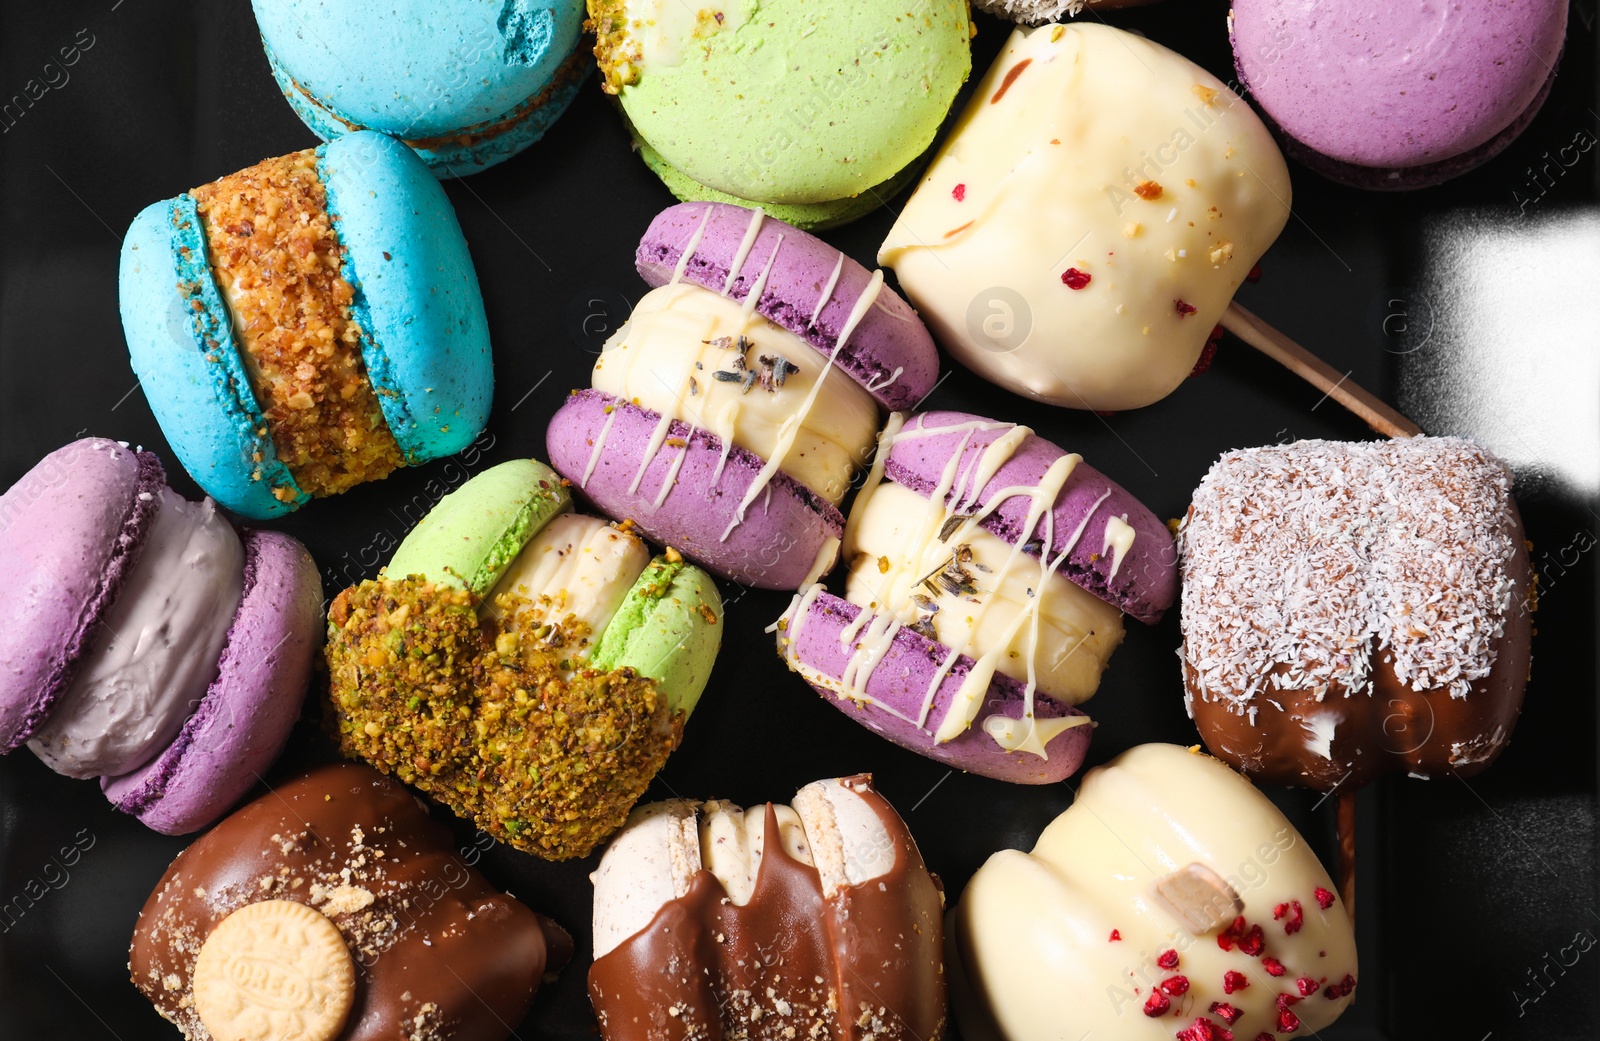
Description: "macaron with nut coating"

(252, 0), (591, 176)
(120, 131), (492, 518)
(546, 202), (939, 590)
(324, 458), (723, 860)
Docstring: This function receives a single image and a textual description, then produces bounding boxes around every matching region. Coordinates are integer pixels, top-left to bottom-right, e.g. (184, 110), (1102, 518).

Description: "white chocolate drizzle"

(783, 414), (1123, 758)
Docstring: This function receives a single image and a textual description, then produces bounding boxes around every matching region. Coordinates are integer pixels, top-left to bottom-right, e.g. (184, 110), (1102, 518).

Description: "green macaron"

(591, 0), (972, 226)
(325, 457), (724, 859)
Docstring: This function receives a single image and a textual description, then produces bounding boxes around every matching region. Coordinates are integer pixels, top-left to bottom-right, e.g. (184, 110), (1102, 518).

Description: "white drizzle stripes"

(787, 414), (1121, 758)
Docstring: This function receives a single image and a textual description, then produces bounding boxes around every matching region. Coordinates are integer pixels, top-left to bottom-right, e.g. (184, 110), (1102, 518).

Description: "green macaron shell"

(590, 556), (723, 718)
(386, 459), (571, 595)
(602, 0), (970, 208)
(637, 140), (923, 232)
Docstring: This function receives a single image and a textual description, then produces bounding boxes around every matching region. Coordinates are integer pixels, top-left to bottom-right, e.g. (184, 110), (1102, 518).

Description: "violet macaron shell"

(784, 591), (1092, 784)
(886, 412), (1178, 625)
(1231, 1), (1567, 186)
(0, 439), (164, 751)
(635, 202), (939, 411)
(102, 529), (323, 835)
(547, 389), (842, 590)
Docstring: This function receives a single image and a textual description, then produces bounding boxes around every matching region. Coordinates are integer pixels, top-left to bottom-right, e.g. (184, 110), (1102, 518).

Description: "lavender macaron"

(775, 412), (1177, 784)
(546, 202), (939, 590)
(0, 439), (322, 833)
(1231, 1), (1568, 188)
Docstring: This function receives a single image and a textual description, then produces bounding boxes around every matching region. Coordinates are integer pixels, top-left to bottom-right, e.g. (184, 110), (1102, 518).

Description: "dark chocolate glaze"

(129, 762), (570, 1041)
(1188, 527), (1534, 791)
(589, 778), (946, 1041)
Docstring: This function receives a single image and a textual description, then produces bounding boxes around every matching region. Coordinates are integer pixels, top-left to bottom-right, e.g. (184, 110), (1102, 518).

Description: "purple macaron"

(102, 530), (323, 835)
(546, 202), (939, 590)
(1231, 1), (1567, 189)
(776, 411), (1178, 784)
(0, 439), (163, 750)
(0, 438), (322, 832)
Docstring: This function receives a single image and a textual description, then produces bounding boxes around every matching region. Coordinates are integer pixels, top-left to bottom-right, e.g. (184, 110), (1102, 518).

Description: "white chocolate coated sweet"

(488, 513), (650, 654)
(593, 281), (879, 505)
(952, 744), (1357, 1041)
(845, 481), (1122, 705)
(591, 778), (895, 958)
(880, 24), (1291, 411)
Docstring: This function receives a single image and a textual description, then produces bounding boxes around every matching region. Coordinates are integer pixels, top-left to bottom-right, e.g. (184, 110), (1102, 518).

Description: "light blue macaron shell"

(252, 0), (586, 174)
(120, 198), (307, 520)
(318, 132), (493, 464)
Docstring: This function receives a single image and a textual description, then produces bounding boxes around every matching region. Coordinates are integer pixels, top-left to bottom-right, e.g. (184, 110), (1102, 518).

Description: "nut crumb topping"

(192, 149), (403, 498)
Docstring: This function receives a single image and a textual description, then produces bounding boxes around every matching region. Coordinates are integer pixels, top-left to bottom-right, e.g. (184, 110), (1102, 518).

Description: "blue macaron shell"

(120, 197), (307, 519)
(317, 132), (493, 464)
(253, 0), (586, 175)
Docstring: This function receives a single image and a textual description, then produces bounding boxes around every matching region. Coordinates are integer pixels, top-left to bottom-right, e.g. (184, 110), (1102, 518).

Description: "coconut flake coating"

(1179, 437), (1526, 707)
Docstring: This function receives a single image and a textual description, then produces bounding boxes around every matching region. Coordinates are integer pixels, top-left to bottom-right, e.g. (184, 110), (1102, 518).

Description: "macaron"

(1231, 1), (1568, 188)
(775, 412), (1177, 784)
(587, 0), (972, 229)
(251, 0), (590, 177)
(120, 131), (493, 519)
(949, 744), (1358, 1041)
(879, 23), (1291, 412)
(131, 762), (571, 1041)
(589, 775), (946, 1041)
(0, 439), (322, 833)
(324, 457), (723, 860)
(546, 202), (939, 590)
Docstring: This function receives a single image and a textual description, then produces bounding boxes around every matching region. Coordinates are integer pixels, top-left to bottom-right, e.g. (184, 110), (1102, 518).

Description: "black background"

(1, 2), (1597, 1040)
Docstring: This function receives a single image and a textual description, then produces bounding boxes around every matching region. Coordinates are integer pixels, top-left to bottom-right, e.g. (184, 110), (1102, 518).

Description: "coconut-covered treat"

(586, 0), (971, 229)
(776, 411), (1177, 783)
(324, 458), (722, 860)
(120, 132), (492, 518)
(547, 202), (939, 590)
(588, 775), (946, 1041)
(130, 762), (571, 1041)
(1178, 437), (1535, 790)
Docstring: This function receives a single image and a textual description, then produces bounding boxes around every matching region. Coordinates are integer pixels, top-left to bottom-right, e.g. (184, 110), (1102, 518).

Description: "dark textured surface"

(0, 2), (1595, 1040)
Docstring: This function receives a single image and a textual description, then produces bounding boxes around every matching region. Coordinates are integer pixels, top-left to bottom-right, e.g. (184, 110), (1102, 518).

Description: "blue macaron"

(120, 131), (493, 519)
(251, 0), (590, 177)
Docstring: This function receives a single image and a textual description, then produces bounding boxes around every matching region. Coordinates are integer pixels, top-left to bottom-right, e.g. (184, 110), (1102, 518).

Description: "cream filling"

(30, 488), (244, 779)
(488, 513), (650, 658)
(697, 800), (814, 906)
(592, 281), (880, 506)
(845, 482), (1123, 707)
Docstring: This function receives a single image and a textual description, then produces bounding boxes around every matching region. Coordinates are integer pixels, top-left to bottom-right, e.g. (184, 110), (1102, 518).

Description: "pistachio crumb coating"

(324, 577), (683, 861)
(585, 0), (641, 94)
(192, 148), (404, 499)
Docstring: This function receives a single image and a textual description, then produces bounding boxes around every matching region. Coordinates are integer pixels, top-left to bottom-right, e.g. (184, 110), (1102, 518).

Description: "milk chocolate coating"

(589, 784), (945, 1041)
(129, 762), (570, 1041)
(1186, 507), (1534, 792)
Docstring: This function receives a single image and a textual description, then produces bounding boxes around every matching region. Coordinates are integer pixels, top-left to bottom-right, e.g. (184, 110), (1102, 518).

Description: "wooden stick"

(1222, 302), (1422, 440)
(1336, 789), (1357, 923)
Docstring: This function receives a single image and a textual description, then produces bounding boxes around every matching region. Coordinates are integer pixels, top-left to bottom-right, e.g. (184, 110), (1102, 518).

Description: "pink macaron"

(0, 439), (322, 834)
(546, 202), (939, 590)
(775, 412), (1177, 784)
(1231, 1), (1568, 188)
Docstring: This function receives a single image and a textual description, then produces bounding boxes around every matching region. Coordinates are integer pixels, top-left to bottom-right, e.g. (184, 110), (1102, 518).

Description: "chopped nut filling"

(192, 149), (403, 498)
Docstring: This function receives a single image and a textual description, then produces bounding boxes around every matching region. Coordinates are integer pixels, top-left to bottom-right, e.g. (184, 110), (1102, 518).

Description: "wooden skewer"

(1222, 302), (1422, 440)
(1336, 789), (1357, 923)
